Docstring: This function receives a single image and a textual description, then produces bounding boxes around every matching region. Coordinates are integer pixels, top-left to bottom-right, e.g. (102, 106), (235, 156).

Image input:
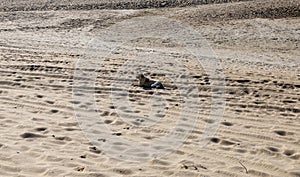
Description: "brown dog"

(136, 74), (164, 89)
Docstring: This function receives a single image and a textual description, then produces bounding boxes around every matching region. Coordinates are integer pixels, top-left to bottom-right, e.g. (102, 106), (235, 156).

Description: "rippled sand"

(0, 0), (299, 176)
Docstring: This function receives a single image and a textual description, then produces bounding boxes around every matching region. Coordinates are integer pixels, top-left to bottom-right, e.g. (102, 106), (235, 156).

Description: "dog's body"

(137, 74), (164, 89)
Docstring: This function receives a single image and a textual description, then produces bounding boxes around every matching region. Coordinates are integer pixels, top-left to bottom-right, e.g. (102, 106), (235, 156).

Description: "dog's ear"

(136, 74), (142, 79)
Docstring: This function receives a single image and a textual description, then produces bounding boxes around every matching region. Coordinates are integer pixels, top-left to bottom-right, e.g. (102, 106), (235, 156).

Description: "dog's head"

(136, 73), (145, 81)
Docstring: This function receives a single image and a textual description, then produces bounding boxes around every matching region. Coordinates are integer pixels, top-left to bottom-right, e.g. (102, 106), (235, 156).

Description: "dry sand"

(0, 0), (299, 176)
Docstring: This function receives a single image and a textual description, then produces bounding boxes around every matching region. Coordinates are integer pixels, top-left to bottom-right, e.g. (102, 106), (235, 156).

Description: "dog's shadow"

(142, 87), (152, 90)
(131, 84), (153, 90)
(132, 84), (166, 90)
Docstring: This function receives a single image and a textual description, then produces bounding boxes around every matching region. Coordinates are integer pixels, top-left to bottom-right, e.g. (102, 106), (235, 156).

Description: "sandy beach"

(0, 0), (299, 176)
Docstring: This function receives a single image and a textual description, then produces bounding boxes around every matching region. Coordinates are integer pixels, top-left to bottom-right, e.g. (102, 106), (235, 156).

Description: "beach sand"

(0, 0), (299, 176)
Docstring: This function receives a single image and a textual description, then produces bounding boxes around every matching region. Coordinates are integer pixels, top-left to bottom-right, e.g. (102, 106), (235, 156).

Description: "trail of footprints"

(92, 47), (299, 176)
(0, 35), (299, 176)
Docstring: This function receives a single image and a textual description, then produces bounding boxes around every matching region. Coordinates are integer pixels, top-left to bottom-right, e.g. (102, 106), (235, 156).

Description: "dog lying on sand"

(136, 74), (164, 89)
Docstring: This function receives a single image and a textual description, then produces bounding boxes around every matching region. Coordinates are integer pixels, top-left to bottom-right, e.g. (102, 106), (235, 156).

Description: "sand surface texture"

(0, 0), (299, 176)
